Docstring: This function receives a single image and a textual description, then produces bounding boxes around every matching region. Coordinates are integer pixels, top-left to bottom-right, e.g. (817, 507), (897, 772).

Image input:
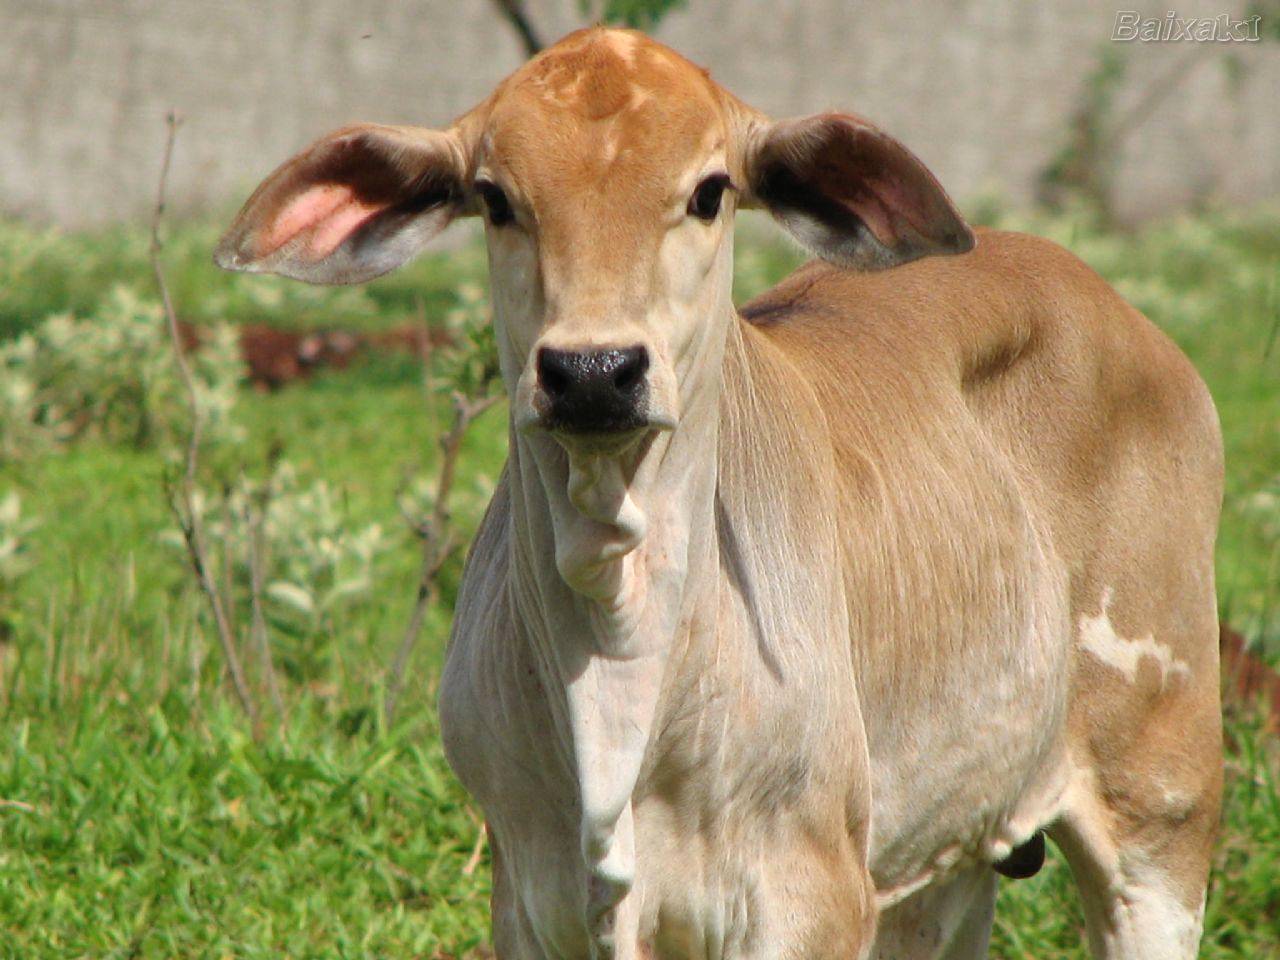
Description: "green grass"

(1, 698), (489, 957)
(1, 208), (1278, 957)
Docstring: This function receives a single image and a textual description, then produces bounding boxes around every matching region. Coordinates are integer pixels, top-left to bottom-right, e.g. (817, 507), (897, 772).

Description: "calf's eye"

(688, 174), (731, 222)
(476, 180), (515, 227)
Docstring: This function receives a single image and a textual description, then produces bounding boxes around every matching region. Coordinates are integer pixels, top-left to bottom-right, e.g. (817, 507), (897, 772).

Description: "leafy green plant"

(0, 488), (37, 640)
(0, 286), (243, 460)
(1240, 473), (1280, 641)
(581, 0), (687, 28)
(433, 281), (501, 400)
(164, 462), (392, 635)
(489, 0), (688, 59)
(1243, 475), (1280, 542)
(0, 341), (42, 461)
(1037, 46), (1127, 218)
(0, 489), (37, 587)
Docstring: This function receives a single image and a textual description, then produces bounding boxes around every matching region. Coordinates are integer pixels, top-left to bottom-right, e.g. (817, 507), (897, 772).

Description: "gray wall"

(2, 0), (1276, 228)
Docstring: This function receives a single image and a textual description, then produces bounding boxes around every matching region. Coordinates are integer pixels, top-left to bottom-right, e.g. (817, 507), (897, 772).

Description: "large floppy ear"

(743, 113), (975, 271)
(214, 124), (470, 285)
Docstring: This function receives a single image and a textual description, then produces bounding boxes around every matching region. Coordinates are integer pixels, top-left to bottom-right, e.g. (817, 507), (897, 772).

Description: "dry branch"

(463, 819), (488, 877)
(383, 390), (499, 725)
(150, 111), (259, 729)
(490, 0), (544, 56)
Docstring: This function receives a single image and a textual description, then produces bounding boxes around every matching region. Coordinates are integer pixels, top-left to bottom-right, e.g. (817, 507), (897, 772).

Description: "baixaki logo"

(1112, 11), (1263, 41)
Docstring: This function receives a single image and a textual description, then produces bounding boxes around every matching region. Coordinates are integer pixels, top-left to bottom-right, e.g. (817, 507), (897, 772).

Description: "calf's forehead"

(481, 31), (729, 208)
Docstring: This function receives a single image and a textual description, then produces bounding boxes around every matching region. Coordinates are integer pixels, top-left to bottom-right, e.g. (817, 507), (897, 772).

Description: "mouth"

(555, 427), (648, 458)
(515, 406), (676, 454)
(546, 406), (651, 436)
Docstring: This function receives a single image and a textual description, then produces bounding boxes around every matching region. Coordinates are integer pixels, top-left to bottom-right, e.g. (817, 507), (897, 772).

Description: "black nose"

(537, 346), (649, 433)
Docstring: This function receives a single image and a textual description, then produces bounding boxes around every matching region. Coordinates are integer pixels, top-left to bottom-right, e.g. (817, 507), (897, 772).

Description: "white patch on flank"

(1159, 784), (1196, 819)
(1079, 588), (1189, 687)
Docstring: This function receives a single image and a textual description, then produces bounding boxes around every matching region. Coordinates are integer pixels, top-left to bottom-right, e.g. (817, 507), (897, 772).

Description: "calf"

(216, 29), (1224, 960)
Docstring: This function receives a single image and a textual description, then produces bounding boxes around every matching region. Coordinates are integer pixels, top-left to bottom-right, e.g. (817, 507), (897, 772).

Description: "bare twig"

(489, 0), (544, 57)
(463, 820), (488, 876)
(383, 390), (500, 724)
(150, 111), (259, 728)
(411, 297), (438, 410)
(1105, 43), (1207, 155)
(220, 489), (238, 650)
(1108, 1), (1254, 159)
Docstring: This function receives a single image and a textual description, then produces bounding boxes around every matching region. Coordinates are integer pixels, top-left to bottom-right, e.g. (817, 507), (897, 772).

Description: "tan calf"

(217, 28), (1223, 960)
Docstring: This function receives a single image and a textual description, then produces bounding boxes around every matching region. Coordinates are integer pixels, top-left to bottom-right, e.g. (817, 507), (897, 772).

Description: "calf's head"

(217, 28), (973, 454)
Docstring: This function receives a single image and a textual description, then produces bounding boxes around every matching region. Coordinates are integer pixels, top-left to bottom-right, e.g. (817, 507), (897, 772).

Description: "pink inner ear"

(845, 190), (898, 248)
(257, 184), (385, 260)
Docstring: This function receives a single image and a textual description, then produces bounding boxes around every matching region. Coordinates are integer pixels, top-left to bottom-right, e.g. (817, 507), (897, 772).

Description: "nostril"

(612, 348), (648, 393)
(612, 366), (638, 392)
(538, 349), (571, 398)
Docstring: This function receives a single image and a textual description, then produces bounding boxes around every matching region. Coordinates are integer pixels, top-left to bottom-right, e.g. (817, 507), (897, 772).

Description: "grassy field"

(1, 207), (1278, 958)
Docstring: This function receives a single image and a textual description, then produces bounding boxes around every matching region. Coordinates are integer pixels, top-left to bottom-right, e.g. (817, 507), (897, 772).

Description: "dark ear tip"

(940, 223), (977, 256)
(212, 233), (253, 273)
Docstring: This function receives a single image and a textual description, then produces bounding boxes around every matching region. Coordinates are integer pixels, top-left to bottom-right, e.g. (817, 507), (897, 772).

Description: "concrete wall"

(2, 0), (1276, 228)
